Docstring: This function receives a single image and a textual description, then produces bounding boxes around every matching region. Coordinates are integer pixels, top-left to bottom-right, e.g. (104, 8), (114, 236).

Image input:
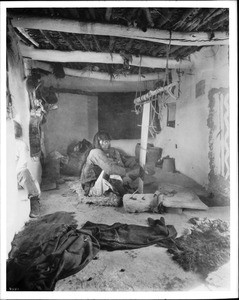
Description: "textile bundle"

(7, 212), (176, 291)
(61, 139), (92, 176)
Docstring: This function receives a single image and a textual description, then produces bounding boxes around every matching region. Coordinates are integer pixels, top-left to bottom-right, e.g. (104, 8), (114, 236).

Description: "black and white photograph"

(0, 1), (238, 299)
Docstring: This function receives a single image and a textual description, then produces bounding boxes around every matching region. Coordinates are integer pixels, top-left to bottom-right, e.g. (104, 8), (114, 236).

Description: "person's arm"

(109, 148), (125, 167)
(18, 140), (29, 163)
(16, 139), (29, 174)
(88, 149), (126, 177)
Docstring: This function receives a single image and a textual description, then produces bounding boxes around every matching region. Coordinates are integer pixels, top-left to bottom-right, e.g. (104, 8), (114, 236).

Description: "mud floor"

(39, 171), (230, 293)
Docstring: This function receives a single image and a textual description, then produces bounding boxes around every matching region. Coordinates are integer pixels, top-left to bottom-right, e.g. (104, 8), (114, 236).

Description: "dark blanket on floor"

(7, 212), (177, 291)
(82, 217), (177, 251)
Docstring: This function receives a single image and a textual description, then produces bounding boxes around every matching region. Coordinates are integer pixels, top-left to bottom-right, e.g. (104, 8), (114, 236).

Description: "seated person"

(80, 131), (137, 197)
(14, 120), (41, 218)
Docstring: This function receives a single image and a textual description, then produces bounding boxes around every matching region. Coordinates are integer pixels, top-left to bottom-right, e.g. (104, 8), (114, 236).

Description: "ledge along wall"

(42, 93), (98, 155)
(6, 28), (42, 252)
(154, 45), (229, 203)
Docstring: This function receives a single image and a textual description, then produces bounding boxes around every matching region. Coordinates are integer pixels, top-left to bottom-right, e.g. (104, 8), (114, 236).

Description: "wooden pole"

(11, 15), (229, 46)
(40, 74), (157, 93)
(138, 102), (150, 193)
(19, 43), (192, 69)
(30, 60), (165, 82)
(16, 27), (39, 47)
(134, 82), (178, 105)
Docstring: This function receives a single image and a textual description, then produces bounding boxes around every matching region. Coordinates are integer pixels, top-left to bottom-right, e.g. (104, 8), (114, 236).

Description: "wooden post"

(138, 102), (150, 193)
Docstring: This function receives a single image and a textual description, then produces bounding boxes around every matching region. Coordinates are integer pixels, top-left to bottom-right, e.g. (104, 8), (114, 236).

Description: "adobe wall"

(42, 93), (98, 155)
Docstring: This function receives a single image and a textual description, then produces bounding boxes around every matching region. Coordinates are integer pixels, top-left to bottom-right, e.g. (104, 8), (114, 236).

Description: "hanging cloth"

(29, 114), (42, 157)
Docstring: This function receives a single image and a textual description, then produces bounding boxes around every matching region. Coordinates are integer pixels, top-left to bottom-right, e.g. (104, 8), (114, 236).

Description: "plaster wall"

(6, 33), (42, 252)
(111, 137), (155, 157)
(174, 73), (209, 186)
(42, 93), (98, 155)
(154, 46), (229, 191)
(153, 104), (176, 159)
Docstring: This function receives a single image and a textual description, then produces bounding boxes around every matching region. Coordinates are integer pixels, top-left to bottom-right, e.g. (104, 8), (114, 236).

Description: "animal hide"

(7, 212), (100, 291)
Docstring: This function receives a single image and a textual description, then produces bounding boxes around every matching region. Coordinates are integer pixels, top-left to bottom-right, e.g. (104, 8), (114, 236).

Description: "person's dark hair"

(92, 131), (111, 149)
(14, 121), (22, 138)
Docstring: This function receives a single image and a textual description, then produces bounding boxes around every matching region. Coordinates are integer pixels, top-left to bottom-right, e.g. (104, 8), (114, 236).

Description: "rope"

(134, 55), (143, 114)
(163, 30), (172, 87)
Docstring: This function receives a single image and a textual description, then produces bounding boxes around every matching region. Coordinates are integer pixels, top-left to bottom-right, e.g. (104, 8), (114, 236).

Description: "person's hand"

(125, 157), (137, 168)
(123, 175), (132, 185)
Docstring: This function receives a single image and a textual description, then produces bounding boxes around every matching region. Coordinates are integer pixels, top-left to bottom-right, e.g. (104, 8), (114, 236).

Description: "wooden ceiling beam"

(40, 73), (158, 93)
(10, 15), (229, 46)
(16, 27), (39, 47)
(20, 43), (192, 69)
(51, 87), (97, 96)
(29, 60), (165, 82)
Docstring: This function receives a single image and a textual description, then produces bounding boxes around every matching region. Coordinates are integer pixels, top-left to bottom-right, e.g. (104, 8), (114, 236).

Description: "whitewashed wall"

(6, 30), (42, 252)
(154, 46), (229, 194)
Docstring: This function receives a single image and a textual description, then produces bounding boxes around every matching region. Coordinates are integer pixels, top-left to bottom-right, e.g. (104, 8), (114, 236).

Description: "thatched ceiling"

(7, 7), (229, 92)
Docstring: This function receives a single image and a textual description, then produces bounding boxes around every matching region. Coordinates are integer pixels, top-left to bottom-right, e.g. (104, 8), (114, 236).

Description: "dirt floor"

(38, 168), (231, 292)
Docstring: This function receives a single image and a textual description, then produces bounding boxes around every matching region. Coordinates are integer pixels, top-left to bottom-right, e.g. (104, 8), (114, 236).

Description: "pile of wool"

(168, 217), (230, 277)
